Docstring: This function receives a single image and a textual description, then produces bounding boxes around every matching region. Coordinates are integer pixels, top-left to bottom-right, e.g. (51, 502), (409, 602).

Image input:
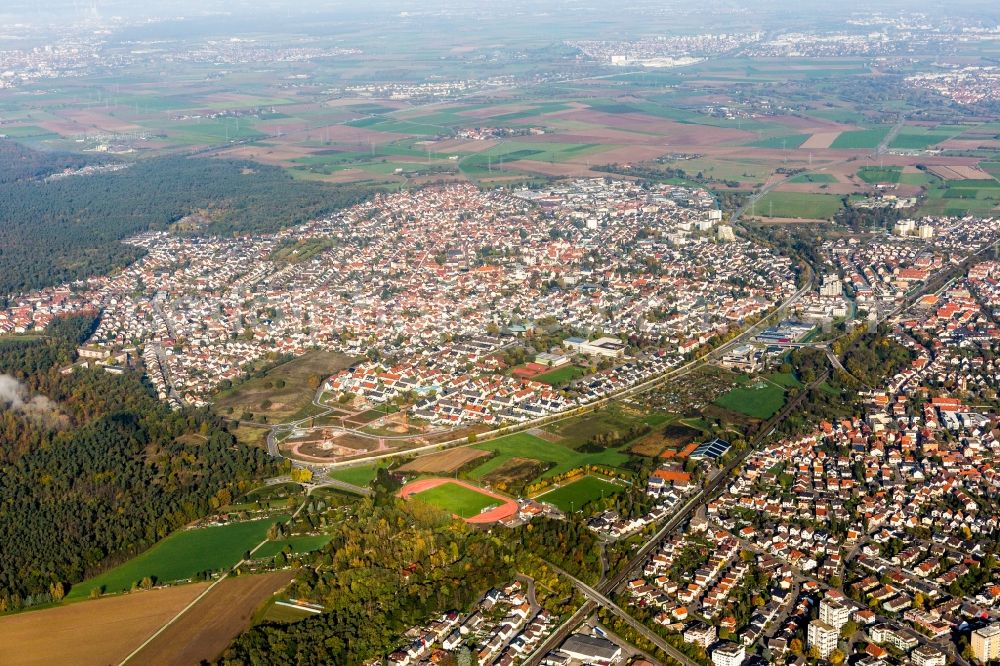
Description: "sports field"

(68, 516), (287, 599)
(535, 365), (586, 385)
(412, 482), (499, 517)
(399, 478), (517, 523)
(536, 476), (624, 513)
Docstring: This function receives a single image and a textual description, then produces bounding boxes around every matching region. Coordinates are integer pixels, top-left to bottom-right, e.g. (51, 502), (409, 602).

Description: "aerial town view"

(3, 1), (1000, 665)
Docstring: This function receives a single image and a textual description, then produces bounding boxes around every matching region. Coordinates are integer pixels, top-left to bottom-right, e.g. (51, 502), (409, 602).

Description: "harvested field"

(127, 571), (296, 666)
(480, 456), (550, 489)
(570, 144), (668, 164)
(774, 182), (859, 195)
(800, 132), (840, 149)
(938, 139), (1000, 151)
(59, 109), (144, 132)
(556, 109), (753, 144)
(0, 583), (209, 666)
(457, 104), (534, 119)
(506, 159), (606, 177)
(398, 448), (490, 474)
(926, 164), (994, 181)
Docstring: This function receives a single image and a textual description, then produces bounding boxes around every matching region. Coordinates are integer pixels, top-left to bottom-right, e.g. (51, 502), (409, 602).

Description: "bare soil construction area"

(0, 583), (210, 666)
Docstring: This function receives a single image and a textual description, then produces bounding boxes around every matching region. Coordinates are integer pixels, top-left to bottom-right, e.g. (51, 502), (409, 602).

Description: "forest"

(0, 315), (279, 609)
(217, 498), (513, 666)
(0, 139), (114, 185)
(0, 140), (381, 296)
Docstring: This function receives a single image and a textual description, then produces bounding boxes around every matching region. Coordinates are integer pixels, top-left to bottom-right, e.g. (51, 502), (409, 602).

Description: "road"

(543, 562), (700, 666)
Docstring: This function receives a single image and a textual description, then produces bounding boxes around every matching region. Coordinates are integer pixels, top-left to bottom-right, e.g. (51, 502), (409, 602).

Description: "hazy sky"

(2, 0), (998, 42)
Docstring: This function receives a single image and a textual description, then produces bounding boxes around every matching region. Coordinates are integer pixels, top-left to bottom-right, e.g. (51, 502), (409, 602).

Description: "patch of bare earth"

(0, 583), (210, 666)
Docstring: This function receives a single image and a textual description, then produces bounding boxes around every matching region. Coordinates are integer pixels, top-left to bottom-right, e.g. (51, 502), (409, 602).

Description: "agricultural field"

(212, 351), (354, 423)
(535, 475), (625, 513)
(397, 448), (491, 474)
(754, 191), (844, 219)
(0, 583), (211, 666)
(829, 127), (890, 149)
(857, 166), (902, 183)
(919, 175), (1000, 217)
(786, 172), (837, 184)
(887, 125), (965, 150)
(125, 571), (296, 666)
(408, 481), (502, 518)
(747, 134), (811, 149)
(68, 516), (286, 599)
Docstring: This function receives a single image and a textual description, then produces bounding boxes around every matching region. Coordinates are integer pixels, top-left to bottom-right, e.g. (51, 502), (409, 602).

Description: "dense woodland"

(0, 315), (278, 608)
(218, 497), (513, 666)
(0, 140), (114, 185)
(0, 140), (380, 296)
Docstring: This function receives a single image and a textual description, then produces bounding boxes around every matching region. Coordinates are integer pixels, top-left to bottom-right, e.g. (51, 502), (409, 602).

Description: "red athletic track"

(398, 478), (518, 524)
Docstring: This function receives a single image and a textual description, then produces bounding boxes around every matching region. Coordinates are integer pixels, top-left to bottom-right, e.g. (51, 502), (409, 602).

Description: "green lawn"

(412, 482), (500, 518)
(67, 516), (287, 599)
(470, 432), (631, 481)
(642, 413), (674, 427)
(535, 475), (624, 512)
(253, 534), (332, 558)
(755, 192), (843, 219)
(328, 463), (383, 487)
(535, 365), (586, 385)
(714, 379), (786, 419)
(768, 372), (802, 388)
